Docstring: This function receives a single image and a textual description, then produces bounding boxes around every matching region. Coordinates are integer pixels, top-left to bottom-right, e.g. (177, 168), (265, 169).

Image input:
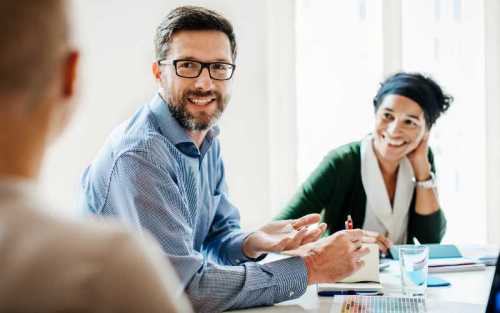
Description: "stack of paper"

(389, 244), (487, 273)
(478, 255), (498, 266)
(459, 244), (499, 266)
(428, 258), (486, 273)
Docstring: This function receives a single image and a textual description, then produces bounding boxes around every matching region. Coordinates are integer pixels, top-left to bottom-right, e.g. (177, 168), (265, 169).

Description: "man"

(0, 1), (191, 312)
(81, 5), (369, 312)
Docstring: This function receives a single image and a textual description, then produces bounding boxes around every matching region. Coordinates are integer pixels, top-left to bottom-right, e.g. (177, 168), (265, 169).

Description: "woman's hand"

(361, 230), (392, 256)
(407, 132), (431, 180)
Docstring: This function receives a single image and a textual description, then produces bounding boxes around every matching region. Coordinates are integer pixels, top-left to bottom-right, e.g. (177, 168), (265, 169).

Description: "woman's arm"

(408, 140), (447, 243)
(408, 134), (440, 216)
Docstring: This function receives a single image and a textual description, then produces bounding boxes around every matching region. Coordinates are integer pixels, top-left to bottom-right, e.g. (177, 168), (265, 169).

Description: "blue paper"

(427, 275), (451, 287)
(389, 244), (462, 260)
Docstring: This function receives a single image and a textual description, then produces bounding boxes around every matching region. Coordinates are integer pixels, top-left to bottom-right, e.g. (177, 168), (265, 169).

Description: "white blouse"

(360, 135), (415, 244)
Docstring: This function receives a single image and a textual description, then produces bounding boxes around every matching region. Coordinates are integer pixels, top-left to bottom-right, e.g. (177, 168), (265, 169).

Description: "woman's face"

(373, 94), (427, 162)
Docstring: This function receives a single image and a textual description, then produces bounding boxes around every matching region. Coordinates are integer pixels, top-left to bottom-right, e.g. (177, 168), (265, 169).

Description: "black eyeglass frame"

(158, 59), (236, 81)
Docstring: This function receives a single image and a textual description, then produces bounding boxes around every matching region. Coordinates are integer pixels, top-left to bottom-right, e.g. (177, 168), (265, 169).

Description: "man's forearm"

(185, 257), (308, 313)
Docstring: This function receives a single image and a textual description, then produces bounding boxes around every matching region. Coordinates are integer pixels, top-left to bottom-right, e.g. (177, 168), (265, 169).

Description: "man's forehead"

(168, 30), (232, 61)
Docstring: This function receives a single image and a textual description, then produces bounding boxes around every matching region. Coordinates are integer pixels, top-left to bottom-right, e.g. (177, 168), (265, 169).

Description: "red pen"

(345, 215), (353, 230)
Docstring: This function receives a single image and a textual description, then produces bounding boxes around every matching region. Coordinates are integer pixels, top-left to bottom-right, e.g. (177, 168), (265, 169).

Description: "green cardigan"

(276, 141), (446, 244)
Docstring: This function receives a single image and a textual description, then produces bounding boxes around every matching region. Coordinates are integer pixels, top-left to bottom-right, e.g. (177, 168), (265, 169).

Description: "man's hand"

(242, 214), (327, 259)
(303, 229), (370, 284)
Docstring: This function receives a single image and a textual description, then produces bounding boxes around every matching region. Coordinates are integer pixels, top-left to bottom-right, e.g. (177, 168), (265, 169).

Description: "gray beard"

(167, 101), (222, 131)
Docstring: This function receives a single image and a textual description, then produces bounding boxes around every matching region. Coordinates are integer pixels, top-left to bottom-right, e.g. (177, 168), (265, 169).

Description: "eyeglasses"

(158, 59), (236, 80)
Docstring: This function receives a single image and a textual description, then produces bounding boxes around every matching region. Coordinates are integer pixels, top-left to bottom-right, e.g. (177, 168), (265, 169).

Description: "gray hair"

(154, 6), (237, 61)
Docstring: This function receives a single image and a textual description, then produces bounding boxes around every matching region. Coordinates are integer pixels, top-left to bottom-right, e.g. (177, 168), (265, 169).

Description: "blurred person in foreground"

(0, 1), (192, 312)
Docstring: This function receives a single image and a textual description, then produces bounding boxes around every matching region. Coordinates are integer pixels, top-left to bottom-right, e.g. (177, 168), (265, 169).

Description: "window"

(296, 0), (383, 181)
(401, 0), (486, 243)
(296, 0), (487, 244)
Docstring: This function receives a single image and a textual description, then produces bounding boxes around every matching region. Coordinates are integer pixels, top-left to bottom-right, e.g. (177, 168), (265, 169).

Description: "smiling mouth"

(382, 134), (408, 148)
(187, 96), (216, 106)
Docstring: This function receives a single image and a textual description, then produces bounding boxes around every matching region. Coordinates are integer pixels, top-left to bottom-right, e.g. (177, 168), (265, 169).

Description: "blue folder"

(388, 244), (462, 260)
(406, 273), (451, 287)
(427, 275), (451, 287)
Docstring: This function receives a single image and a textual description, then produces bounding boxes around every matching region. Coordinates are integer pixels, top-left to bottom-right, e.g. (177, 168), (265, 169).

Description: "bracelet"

(412, 172), (436, 189)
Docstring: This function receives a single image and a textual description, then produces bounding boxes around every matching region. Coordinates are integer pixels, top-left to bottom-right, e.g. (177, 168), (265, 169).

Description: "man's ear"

(62, 51), (79, 99)
(152, 62), (162, 81)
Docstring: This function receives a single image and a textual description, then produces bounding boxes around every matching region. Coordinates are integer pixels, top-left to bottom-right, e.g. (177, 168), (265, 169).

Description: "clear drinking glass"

(399, 246), (429, 296)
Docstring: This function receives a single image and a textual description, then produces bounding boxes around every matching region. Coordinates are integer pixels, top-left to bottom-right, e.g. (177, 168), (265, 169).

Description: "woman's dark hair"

(373, 72), (453, 129)
(155, 6), (237, 61)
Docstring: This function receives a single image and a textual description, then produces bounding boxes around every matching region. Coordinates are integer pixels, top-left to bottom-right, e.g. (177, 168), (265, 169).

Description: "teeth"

(189, 98), (214, 105)
(384, 136), (405, 146)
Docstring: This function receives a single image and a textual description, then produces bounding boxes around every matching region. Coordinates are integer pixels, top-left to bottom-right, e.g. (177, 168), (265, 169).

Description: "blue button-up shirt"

(80, 94), (308, 312)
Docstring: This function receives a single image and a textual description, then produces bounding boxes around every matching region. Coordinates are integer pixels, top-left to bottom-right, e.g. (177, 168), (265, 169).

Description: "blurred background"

(41, 0), (500, 245)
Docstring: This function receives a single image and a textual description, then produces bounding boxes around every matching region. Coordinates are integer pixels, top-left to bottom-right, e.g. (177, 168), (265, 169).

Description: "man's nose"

(194, 68), (215, 90)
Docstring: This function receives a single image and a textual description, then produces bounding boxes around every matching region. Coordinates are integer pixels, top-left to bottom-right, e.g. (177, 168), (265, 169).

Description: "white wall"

(41, 0), (298, 230)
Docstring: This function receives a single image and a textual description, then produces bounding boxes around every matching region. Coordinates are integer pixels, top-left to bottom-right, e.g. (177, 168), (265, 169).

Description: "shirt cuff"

(262, 256), (308, 302)
(225, 231), (265, 265)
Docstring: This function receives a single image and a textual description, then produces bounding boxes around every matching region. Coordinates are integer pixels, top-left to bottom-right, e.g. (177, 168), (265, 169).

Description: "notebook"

(317, 244), (381, 294)
(339, 244), (380, 283)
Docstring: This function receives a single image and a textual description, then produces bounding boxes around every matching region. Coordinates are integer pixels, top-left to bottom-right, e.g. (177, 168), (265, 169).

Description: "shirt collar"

(148, 93), (220, 157)
(360, 135), (414, 244)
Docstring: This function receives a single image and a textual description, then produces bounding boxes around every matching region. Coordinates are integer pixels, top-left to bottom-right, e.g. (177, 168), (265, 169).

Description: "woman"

(276, 72), (452, 253)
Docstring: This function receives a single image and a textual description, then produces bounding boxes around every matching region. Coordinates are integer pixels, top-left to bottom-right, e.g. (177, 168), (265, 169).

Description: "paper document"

(428, 258), (476, 267)
(339, 244), (380, 283)
(428, 257), (486, 273)
(429, 263), (486, 273)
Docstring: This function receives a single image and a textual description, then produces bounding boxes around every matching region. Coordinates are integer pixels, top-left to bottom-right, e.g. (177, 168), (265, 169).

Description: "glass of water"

(399, 246), (429, 296)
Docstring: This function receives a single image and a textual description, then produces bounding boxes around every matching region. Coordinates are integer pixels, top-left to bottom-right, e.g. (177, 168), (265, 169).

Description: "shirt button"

(289, 291), (294, 297)
(235, 259), (240, 264)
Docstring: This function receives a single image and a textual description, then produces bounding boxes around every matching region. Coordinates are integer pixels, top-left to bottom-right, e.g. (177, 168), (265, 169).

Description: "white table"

(230, 258), (495, 312)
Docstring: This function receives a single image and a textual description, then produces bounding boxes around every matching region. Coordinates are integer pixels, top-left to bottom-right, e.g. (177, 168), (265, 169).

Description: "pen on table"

(413, 237), (421, 246)
(317, 290), (383, 297)
(345, 215), (353, 230)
